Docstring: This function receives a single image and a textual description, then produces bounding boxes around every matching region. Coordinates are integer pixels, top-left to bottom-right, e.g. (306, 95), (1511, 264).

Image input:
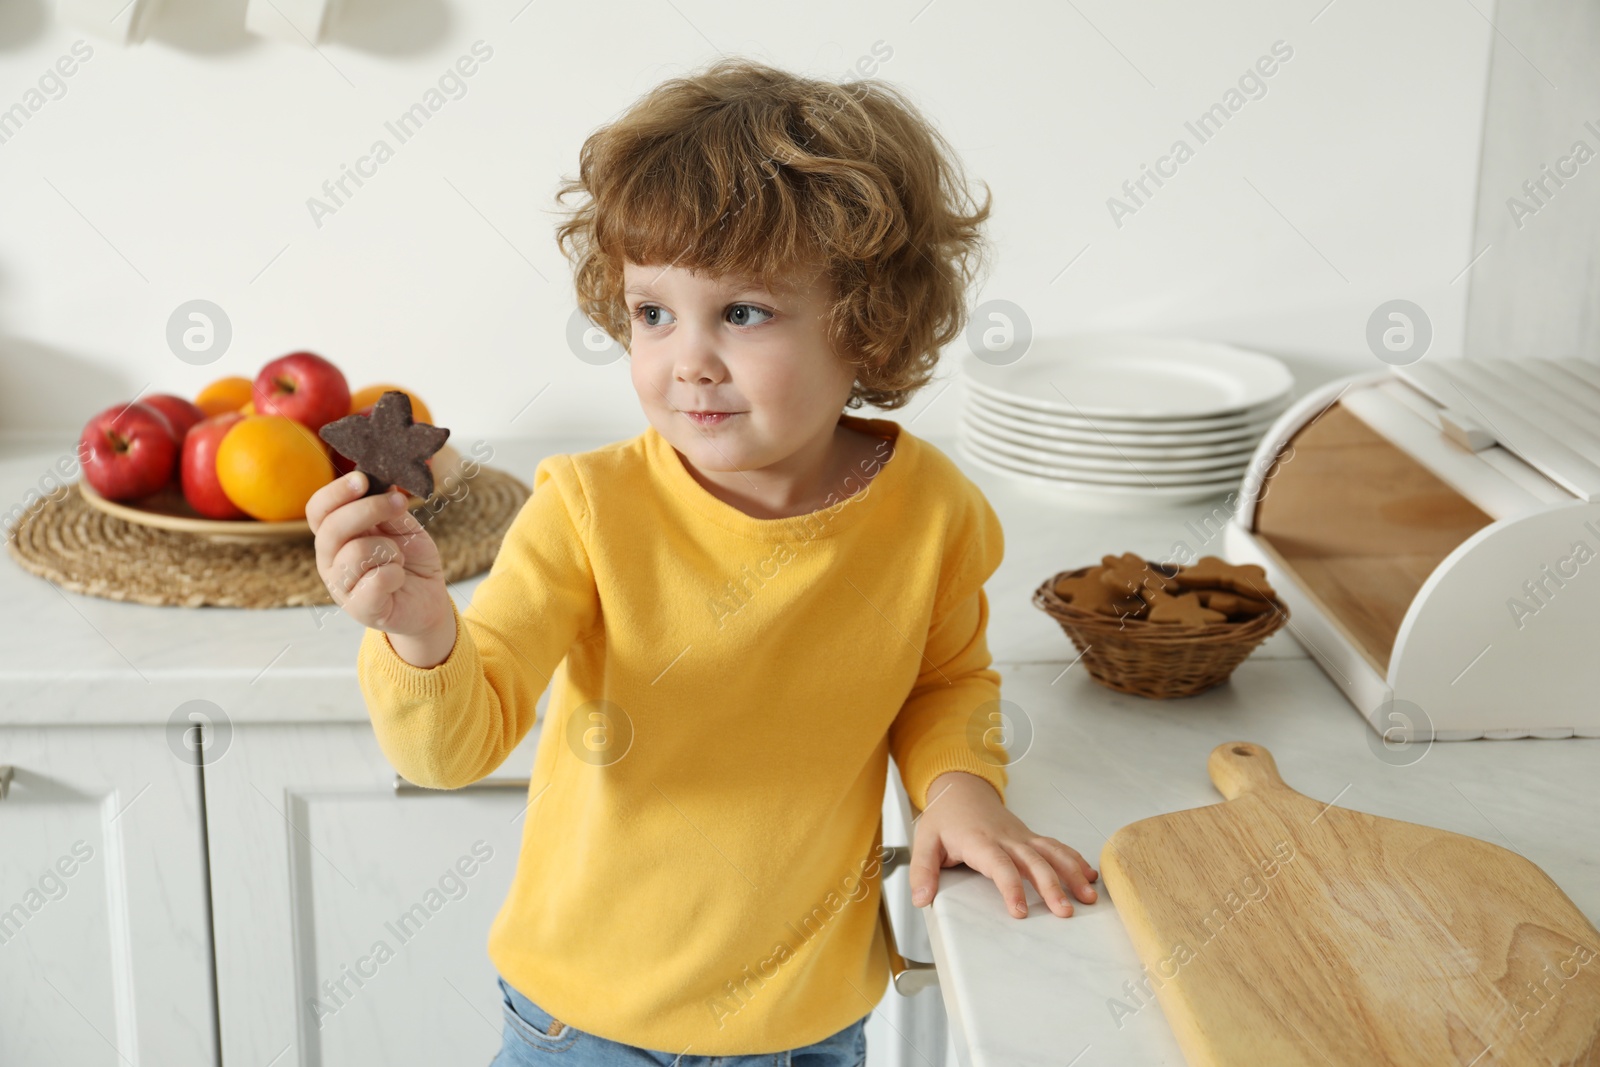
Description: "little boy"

(310, 56), (1097, 1066)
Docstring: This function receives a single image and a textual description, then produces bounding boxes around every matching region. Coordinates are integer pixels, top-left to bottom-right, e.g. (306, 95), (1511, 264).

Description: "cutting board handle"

(1208, 741), (1291, 800)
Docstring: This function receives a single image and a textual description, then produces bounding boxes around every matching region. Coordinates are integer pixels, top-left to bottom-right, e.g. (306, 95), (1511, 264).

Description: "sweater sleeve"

(888, 489), (1009, 812)
(355, 453), (600, 789)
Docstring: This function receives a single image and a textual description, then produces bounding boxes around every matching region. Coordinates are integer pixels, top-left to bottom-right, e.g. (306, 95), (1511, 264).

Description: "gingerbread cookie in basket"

(1034, 551), (1290, 699)
(1168, 555), (1278, 621)
(1052, 568), (1144, 618)
(1195, 589), (1275, 618)
(1047, 553), (1279, 628)
(1099, 552), (1179, 598)
(1142, 588), (1226, 626)
(1051, 554), (1176, 621)
(1171, 555), (1273, 595)
(1145, 559), (1280, 627)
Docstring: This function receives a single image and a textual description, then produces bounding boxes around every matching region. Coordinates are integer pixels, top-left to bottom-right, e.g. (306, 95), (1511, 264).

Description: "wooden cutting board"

(1100, 741), (1600, 1066)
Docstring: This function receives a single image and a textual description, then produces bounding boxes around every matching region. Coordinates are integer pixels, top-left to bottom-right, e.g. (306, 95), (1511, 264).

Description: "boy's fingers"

(1008, 843), (1074, 917)
(331, 536), (401, 599)
(315, 487), (408, 576)
(968, 843), (1028, 918)
(378, 506), (424, 537)
(1038, 839), (1099, 903)
(1030, 844), (1081, 921)
(307, 471), (364, 531)
(346, 562), (403, 625)
(908, 836), (947, 906)
(1070, 860), (1099, 901)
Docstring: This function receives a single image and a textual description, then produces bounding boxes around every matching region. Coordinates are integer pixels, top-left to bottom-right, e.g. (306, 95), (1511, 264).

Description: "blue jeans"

(490, 975), (869, 1067)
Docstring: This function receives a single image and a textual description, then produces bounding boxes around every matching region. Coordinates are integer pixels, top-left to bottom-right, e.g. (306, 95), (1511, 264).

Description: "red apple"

(141, 394), (207, 446)
(253, 351), (350, 432)
(80, 401), (180, 501)
(181, 412), (250, 520)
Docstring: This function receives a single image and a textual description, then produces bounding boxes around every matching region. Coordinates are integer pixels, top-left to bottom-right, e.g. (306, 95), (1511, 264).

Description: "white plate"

(965, 379), (1290, 432)
(962, 419), (1256, 474)
(958, 440), (1242, 510)
(966, 375), (1289, 431)
(962, 334), (1294, 420)
(962, 410), (1263, 462)
(966, 391), (1283, 446)
(960, 430), (1248, 487)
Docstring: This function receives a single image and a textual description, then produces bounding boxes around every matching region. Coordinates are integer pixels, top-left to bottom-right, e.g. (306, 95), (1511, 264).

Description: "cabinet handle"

(878, 843), (938, 994)
(0, 765), (11, 801)
(392, 773), (531, 795)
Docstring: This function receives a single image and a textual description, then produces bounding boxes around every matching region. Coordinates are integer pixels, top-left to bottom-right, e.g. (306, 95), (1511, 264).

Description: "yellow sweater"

(356, 411), (1008, 1055)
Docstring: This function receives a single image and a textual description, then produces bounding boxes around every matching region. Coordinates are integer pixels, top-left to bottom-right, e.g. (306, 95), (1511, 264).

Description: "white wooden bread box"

(1223, 358), (1600, 741)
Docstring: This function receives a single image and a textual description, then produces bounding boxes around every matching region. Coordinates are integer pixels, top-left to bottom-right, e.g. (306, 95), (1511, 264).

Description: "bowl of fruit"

(77, 351), (458, 543)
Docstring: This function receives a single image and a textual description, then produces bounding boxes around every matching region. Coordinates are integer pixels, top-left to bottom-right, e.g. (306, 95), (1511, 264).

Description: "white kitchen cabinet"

(0, 725), (216, 1066)
(201, 718), (945, 1067)
(203, 721), (541, 1067)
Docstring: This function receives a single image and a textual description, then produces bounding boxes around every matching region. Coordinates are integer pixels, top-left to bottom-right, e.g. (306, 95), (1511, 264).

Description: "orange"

(215, 415), (335, 522)
(195, 376), (254, 418)
(349, 384), (432, 425)
(240, 399), (256, 415)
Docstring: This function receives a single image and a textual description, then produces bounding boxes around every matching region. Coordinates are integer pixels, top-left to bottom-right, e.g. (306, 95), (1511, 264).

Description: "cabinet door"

(203, 721), (543, 1067)
(0, 725), (217, 1066)
(204, 721), (951, 1067)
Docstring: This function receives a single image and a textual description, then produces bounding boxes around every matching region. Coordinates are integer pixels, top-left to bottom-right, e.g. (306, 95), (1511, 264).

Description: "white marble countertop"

(0, 428), (1305, 726)
(4, 429), (1595, 1067)
(923, 659), (1600, 1066)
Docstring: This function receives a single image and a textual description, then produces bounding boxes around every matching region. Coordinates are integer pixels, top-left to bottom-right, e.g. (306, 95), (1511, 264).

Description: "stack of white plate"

(959, 335), (1294, 508)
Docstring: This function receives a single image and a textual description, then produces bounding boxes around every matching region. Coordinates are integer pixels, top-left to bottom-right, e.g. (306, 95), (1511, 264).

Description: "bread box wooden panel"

(1223, 360), (1600, 740)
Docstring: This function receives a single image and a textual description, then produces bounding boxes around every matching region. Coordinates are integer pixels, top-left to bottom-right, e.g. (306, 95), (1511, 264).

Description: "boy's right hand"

(307, 471), (451, 636)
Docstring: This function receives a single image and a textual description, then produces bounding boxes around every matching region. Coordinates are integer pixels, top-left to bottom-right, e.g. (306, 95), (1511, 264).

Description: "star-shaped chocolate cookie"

(318, 391), (450, 499)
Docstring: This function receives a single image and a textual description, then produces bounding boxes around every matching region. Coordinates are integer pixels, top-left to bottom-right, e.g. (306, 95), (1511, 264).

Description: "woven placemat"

(5, 466), (530, 609)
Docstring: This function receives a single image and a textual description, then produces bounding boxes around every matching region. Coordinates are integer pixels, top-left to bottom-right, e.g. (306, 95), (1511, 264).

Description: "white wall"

(0, 0), (1494, 442)
(1464, 0), (1600, 361)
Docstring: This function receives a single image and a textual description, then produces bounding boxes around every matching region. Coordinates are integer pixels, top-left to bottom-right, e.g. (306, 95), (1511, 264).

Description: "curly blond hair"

(552, 57), (993, 411)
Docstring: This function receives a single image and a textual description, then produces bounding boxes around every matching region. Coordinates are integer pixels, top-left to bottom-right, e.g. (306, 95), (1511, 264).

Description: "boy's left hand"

(908, 771), (1098, 918)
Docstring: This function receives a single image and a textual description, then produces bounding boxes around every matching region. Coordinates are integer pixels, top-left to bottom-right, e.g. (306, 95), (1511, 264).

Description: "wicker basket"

(1032, 563), (1289, 699)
